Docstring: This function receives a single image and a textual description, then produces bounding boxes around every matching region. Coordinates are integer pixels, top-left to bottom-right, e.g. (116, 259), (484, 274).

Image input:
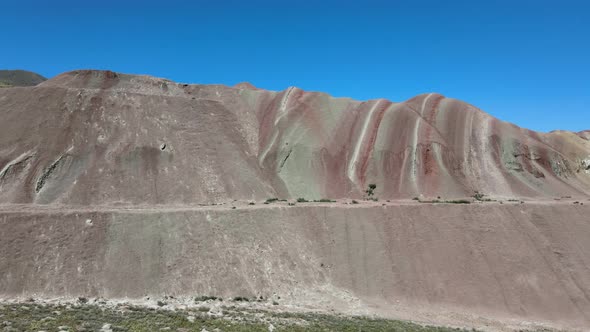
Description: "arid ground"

(0, 70), (589, 331)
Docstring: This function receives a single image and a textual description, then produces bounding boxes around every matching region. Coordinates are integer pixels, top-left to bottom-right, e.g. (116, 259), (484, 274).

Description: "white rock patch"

(100, 323), (112, 332)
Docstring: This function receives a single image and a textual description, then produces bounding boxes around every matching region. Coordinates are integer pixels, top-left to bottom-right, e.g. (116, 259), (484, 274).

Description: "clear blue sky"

(3, 0), (589, 132)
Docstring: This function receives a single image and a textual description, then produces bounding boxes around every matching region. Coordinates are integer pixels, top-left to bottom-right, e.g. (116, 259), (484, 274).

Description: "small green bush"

(419, 199), (440, 203)
(297, 198), (309, 203)
(195, 296), (221, 302)
(445, 199), (471, 204)
(365, 184), (377, 197)
(314, 198), (335, 203)
(351, 200), (359, 204)
(265, 198), (279, 204)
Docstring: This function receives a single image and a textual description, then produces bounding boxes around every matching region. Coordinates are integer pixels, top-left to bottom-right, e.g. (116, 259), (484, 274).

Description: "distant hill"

(0, 70), (46, 87)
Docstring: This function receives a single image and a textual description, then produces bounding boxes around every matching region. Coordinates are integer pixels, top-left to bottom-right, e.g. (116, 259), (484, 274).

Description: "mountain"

(0, 70), (46, 87)
(0, 69), (588, 205)
(1, 70), (590, 331)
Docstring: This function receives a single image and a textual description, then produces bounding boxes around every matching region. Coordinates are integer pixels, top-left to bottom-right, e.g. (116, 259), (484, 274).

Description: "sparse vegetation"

(351, 200), (359, 204)
(314, 198), (336, 203)
(0, 302), (479, 332)
(296, 197), (309, 203)
(417, 199), (440, 203)
(473, 191), (492, 202)
(445, 199), (471, 204)
(506, 198), (524, 204)
(365, 184), (377, 198)
(417, 198), (472, 204)
(248, 202), (255, 205)
(233, 296), (250, 302)
(264, 198), (279, 204)
(195, 295), (222, 302)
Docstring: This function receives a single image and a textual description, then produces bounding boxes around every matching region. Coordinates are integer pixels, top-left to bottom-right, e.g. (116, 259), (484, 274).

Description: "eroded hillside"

(0, 70), (588, 205)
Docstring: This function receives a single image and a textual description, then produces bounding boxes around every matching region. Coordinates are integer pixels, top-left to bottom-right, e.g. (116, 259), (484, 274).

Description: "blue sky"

(3, 0), (589, 132)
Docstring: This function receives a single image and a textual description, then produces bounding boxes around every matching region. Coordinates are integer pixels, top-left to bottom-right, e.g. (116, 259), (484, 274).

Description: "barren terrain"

(0, 70), (589, 331)
(1, 199), (590, 331)
(0, 70), (589, 204)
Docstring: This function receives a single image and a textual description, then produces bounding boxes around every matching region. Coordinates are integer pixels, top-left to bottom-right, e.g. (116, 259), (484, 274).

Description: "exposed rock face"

(0, 69), (588, 205)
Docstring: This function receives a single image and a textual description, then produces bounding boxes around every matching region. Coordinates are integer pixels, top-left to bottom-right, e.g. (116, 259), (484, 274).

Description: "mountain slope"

(0, 70), (46, 87)
(0, 69), (588, 205)
(1, 203), (589, 331)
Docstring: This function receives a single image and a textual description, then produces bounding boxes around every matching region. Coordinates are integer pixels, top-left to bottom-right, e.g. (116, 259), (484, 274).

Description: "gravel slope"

(1, 201), (588, 331)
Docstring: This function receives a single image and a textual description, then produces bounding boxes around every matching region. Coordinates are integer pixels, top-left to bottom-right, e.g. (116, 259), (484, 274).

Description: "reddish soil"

(0, 70), (589, 331)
